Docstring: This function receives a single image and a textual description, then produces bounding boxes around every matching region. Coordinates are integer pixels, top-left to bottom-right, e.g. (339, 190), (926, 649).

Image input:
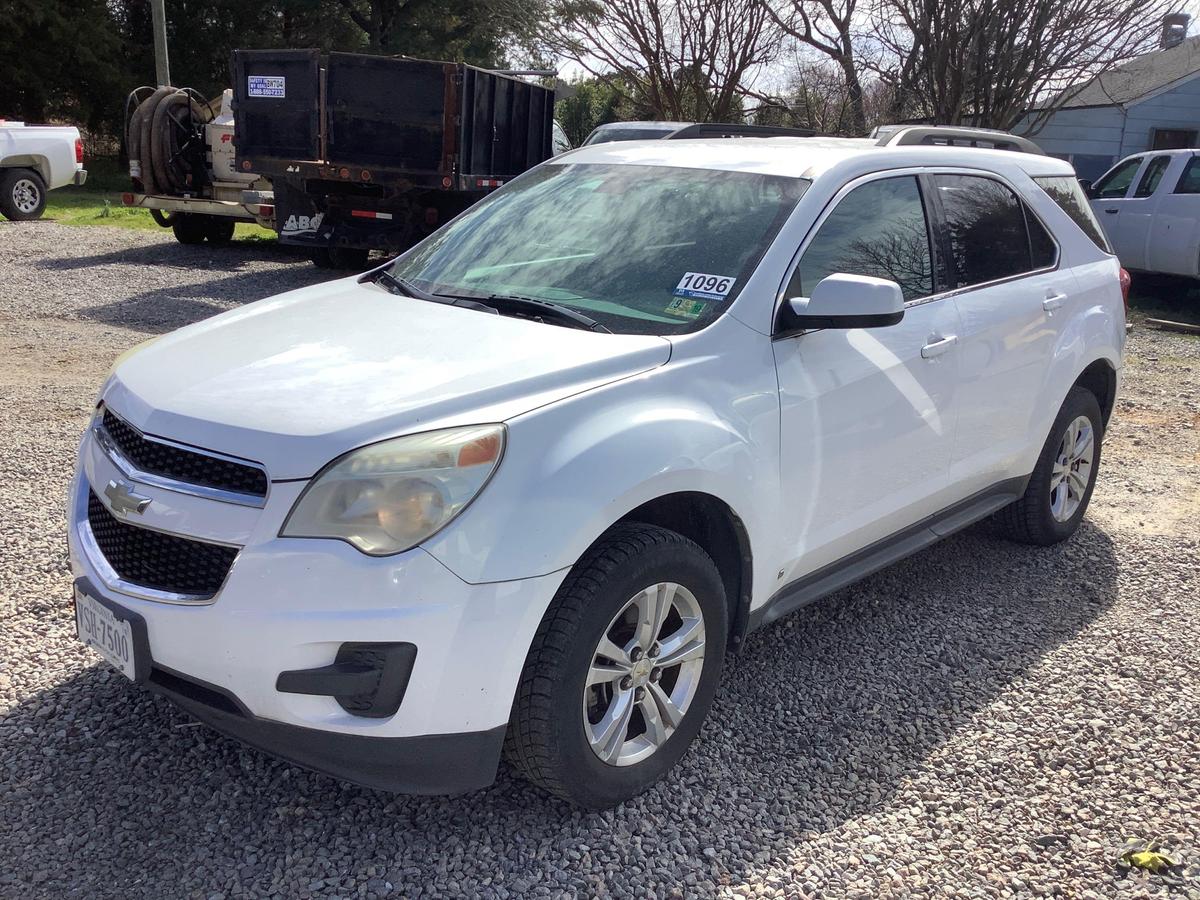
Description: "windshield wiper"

(372, 270), (499, 314)
(485, 294), (611, 333)
(371, 271), (607, 332)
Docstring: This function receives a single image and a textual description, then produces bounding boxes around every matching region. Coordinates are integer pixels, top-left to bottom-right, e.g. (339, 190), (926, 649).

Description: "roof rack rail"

(875, 125), (1044, 155)
(666, 123), (816, 140)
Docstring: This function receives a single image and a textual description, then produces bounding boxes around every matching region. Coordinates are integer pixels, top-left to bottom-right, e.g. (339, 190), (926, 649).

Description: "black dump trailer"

(230, 49), (556, 268)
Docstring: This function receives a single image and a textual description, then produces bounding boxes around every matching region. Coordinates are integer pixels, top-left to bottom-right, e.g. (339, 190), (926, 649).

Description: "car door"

(1109, 154), (1172, 270)
(928, 172), (1072, 494)
(1145, 154), (1200, 277)
(772, 173), (962, 583)
(1088, 155), (1147, 266)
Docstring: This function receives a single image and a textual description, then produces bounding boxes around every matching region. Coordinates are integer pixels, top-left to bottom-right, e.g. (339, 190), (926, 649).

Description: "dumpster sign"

(247, 75), (286, 98)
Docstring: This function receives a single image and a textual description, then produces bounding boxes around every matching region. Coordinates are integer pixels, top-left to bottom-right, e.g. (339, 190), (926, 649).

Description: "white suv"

(69, 128), (1125, 808)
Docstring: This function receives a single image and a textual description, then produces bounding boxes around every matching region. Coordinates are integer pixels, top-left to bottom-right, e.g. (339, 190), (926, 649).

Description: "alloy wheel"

(1049, 414), (1094, 522)
(583, 582), (706, 766)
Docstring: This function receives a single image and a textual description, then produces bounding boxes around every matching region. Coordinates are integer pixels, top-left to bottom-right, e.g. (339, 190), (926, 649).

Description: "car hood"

(102, 278), (672, 478)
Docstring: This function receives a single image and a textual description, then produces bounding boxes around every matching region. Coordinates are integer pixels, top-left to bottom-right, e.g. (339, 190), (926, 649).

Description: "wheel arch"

(1, 156), (51, 185)
(1073, 357), (1118, 429)
(615, 491), (755, 652)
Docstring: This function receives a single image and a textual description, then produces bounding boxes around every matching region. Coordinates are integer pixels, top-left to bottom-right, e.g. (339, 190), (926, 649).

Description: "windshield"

(388, 163), (808, 335)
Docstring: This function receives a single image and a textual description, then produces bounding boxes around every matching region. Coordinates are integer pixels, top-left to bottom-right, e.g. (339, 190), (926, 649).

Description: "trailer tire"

(150, 208), (176, 228)
(205, 218), (236, 245)
(0, 168), (48, 221)
(172, 214), (209, 245)
(310, 247), (370, 270)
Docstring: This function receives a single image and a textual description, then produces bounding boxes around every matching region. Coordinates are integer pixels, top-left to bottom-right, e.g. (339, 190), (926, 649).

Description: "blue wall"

(1120, 75), (1200, 155)
(1015, 74), (1200, 181)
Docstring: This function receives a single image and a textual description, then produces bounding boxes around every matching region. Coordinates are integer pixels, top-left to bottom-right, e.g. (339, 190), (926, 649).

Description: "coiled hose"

(124, 86), (214, 197)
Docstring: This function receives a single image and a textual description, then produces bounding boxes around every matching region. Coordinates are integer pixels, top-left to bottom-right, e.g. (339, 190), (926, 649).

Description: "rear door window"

(1133, 156), (1171, 197)
(1174, 157), (1200, 193)
(932, 174), (1038, 288)
(1092, 157), (1143, 199)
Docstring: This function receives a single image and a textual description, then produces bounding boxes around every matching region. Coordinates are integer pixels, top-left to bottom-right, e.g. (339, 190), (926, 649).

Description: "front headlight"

(281, 424), (505, 555)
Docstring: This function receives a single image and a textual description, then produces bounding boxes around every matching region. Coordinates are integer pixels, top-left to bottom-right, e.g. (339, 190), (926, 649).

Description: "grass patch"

(43, 188), (276, 240)
(43, 156), (275, 240)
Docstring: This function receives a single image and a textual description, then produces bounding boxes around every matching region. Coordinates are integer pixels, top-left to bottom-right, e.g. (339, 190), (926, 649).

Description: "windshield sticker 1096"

(674, 272), (736, 301)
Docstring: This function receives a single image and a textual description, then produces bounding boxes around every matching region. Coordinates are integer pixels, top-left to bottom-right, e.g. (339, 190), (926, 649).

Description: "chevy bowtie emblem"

(104, 479), (151, 516)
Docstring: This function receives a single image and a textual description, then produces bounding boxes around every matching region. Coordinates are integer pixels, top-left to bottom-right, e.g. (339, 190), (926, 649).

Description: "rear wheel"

(205, 218), (236, 245)
(997, 386), (1103, 545)
(171, 213), (208, 245)
(0, 168), (47, 221)
(505, 523), (727, 808)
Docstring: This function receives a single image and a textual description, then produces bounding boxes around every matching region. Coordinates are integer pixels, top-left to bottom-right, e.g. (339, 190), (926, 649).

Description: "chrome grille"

(99, 407), (268, 500)
(86, 490), (238, 599)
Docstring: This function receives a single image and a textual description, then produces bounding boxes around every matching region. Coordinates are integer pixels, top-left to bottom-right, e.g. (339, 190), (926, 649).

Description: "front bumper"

(146, 659), (507, 794)
(68, 425), (566, 792)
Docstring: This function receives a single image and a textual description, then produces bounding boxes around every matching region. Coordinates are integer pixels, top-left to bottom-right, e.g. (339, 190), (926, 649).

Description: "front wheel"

(997, 386), (1103, 545)
(310, 246), (370, 270)
(0, 168), (47, 221)
(505, 523), (727, 808)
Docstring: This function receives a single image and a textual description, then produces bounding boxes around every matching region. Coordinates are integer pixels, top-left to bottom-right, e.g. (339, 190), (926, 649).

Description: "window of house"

(787, 176), (934, 302)
(1151, 128), (1197, 150)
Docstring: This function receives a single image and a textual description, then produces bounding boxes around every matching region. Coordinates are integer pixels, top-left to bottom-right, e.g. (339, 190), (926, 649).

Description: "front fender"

(421, 319), (782, 593)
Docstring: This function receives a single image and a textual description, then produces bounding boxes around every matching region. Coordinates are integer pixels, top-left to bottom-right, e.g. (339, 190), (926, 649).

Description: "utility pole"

(150, 0), (171, 87)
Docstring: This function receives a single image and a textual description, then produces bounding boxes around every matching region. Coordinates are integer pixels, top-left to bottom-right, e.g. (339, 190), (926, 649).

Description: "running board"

(747, 476), (1029, 634)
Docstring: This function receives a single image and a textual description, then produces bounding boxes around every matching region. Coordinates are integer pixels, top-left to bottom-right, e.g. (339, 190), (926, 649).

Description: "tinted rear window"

(933, 175), (1032, 287)
(1175, 157), (1200, 194)
(1034, 176), (1112, 253)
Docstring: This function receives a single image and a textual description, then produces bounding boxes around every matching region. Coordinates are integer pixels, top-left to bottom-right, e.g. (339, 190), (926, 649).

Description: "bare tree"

(537, 0), (784, 122)
(868, 0), (1178, 130)
(768, 0), (867, 134)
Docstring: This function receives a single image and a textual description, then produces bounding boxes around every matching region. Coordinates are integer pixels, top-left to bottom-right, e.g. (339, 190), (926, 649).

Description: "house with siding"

(1016, 16), (1200, 181)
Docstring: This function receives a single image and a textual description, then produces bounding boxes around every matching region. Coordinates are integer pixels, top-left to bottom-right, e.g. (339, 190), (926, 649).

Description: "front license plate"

(75, 588), (137, 681)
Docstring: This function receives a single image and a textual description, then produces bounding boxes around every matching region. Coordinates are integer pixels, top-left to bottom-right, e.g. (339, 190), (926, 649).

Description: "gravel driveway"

(1, 222), (1197, 899)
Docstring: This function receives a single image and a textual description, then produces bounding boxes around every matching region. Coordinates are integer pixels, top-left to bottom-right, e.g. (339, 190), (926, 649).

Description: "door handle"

(1103, 207), (1119, 214)
(921, 334), (958, 359)
(1042, 292), (1067, 311)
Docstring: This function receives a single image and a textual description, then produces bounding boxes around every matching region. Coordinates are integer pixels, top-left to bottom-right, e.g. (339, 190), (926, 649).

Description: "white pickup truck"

(0, 121), (87, 221)
(1088, 148), (1200, 279)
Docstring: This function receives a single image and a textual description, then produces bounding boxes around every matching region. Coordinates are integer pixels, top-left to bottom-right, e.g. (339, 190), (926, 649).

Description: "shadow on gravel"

(0, 521), (1118, 898)
(36, 239), (307, 272)
(73, 266), (336, 333)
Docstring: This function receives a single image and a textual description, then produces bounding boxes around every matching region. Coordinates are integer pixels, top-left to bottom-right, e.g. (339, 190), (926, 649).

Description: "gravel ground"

(1, 221), (1198, 899)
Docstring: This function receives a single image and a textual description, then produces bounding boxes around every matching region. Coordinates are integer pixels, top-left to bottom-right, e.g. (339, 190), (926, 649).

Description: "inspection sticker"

(664, 297), (707, 319)
(247, 75), (286, 98)
(673, 272), (736, 301)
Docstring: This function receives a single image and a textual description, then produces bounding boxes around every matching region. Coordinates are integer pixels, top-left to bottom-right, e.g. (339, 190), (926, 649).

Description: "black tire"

(205, 218), (236, 245)
(171, 214), (208, 245)
(996, 386), (1103, 545)
(0, 168), (47, 221)
(310, 246), (371, 270)
(505, 523), (728, 808)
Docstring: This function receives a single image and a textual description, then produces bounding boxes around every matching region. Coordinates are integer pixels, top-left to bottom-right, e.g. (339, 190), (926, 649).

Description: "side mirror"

(1078, 178), (1094, 197)
(777, 273), (905, 335)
